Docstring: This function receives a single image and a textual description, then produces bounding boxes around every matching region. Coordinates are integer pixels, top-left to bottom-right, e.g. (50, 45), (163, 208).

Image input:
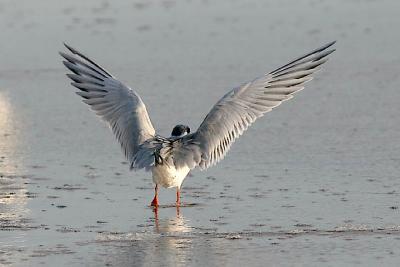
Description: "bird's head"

(171, 124), (190, 138)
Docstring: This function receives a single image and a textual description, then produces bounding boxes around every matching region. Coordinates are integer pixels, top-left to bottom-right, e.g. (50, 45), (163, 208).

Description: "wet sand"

(1, 0), (400, 266)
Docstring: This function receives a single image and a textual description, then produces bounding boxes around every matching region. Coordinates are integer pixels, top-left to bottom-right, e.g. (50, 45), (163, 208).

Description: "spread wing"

(173, 41), (336, 170)
(60, 44), (156, 164)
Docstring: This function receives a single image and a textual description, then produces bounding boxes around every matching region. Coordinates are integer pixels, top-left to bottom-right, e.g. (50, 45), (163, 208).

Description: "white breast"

(152, 164), (190, 188)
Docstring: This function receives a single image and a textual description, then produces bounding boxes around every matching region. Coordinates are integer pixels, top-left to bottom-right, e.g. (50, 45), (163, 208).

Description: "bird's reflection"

(152, 206), (192, 234)
(99, 207), (195, 266)
(143, 207), (194, 266)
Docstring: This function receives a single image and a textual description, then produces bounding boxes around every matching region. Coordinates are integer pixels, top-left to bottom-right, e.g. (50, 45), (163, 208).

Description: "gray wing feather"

(174, 41), (336, 170)
(60, 44), (156, 166)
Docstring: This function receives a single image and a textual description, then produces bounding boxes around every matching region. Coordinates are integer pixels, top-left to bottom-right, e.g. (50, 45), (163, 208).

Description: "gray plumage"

(61, 41), (335, 189)
(174, 41), (336, 170)
(60, 44), (155, 164)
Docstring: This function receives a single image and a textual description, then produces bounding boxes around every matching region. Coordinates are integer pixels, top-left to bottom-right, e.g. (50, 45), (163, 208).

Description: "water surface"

(1, 0), (400, 266)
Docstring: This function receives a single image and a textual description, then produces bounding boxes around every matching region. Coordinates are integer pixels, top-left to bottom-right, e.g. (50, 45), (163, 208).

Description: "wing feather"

(60, 44), (156, 166)
(174, 41), (336, 170)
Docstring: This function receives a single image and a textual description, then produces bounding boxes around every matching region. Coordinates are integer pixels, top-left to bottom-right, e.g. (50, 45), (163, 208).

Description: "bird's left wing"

(60, 44), (156, 166)
(171, 41), (336, 170)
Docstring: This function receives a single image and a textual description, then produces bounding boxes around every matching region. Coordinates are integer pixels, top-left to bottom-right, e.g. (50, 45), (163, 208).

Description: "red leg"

(151, 184), (159, 207)
(176, 187), (181, 207)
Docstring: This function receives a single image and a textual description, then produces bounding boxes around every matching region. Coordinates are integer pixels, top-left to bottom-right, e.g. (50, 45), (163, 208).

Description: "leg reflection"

(152, 206), (191, 234)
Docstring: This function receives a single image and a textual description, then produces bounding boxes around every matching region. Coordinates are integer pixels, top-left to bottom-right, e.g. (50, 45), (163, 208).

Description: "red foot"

(151, 196), (159, 207)
(151, 185), (159, 207)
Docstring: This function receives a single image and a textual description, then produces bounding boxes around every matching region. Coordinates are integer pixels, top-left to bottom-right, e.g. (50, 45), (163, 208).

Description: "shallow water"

(1, 0), (400, 266)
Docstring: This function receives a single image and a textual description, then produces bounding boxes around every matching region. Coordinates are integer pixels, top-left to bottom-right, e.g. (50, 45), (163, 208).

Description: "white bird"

(60, 41), (335, 207)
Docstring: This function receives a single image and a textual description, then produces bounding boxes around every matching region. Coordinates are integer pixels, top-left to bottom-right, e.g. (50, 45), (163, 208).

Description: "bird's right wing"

(60, 44), (156, 166)
(171, 41), (336, 170)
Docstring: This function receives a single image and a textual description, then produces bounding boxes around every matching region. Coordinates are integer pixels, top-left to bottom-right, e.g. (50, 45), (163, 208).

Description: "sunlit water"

(1, 0), (400, 266)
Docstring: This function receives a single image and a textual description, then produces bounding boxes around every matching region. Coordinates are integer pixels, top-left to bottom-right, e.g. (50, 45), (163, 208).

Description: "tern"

(60, 41), (335, 207)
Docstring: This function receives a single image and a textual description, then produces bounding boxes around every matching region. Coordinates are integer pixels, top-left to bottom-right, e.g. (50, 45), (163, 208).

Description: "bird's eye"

(187, 127), (190, 134)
